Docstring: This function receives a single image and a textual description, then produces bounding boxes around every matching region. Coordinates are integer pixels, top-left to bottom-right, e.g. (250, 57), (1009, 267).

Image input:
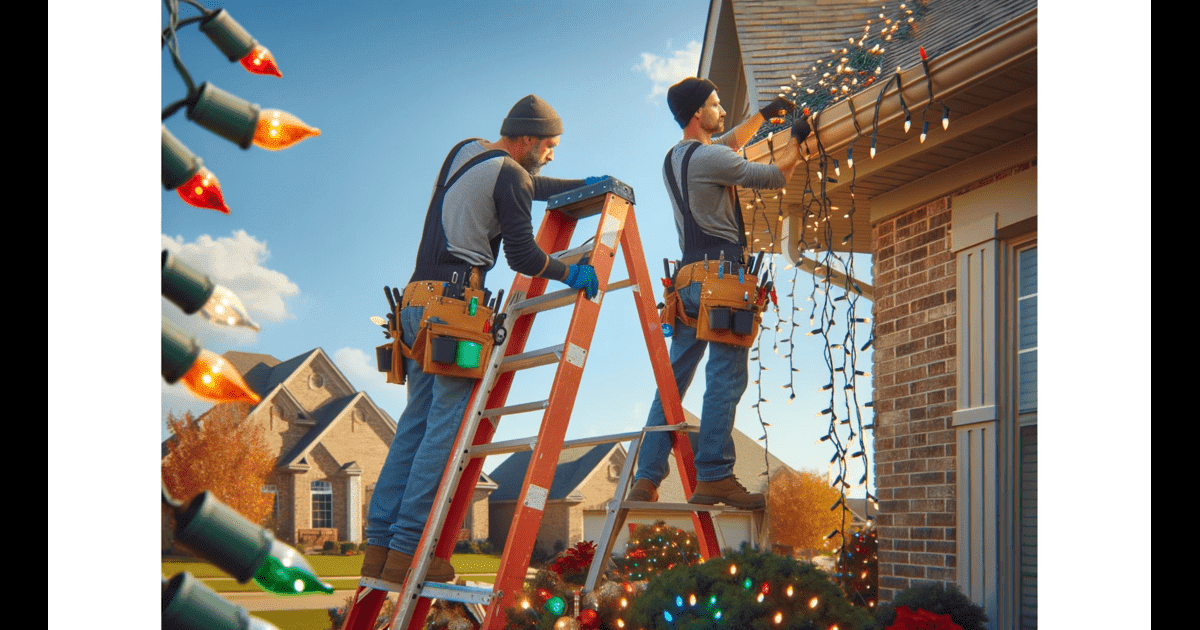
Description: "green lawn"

(162, 553), (502, 593)
(252, 609), (338, 630)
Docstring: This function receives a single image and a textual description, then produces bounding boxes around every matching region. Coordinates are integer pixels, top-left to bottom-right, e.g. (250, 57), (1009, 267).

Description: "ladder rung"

(467, 430), (648, 459)
(616, 500), (754, 513)
(510, 279), (634, 316)
(358, 576), (404, 592)
(468, 436), (538, 458)
(480, 400), (549, 418)
(419, 582), (493, 605)
(499, 344), (564, 373)
(551, 242), (594, 266)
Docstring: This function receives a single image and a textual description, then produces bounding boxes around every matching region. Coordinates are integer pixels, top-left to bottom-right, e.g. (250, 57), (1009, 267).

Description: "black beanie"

(500, 95), (563, 137)
(667, 78), (717, 129)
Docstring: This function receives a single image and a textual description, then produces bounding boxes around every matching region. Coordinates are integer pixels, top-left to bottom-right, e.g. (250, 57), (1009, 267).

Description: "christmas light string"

(161, 0), (319, 215)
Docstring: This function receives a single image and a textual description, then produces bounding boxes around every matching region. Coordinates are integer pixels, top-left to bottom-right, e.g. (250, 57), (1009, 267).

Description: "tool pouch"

(377, 282), (495, 383)
(683, 262), (763, 348)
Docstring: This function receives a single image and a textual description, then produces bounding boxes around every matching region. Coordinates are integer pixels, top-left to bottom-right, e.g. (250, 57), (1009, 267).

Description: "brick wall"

(871, 196), (958, 602)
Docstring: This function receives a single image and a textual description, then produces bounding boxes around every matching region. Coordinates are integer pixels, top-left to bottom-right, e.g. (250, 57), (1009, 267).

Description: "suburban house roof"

(698, 0), (1037, 256)
(487, 410), (797, 505)
(488, 441), (622, 503)
(163, 349), (397, 470)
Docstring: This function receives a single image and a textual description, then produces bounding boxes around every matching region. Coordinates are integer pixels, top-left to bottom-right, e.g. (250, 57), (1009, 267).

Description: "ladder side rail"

(617, 206), (723, 560)
(396, 208), (582, 630)
(393, 321), (518, 629)
(480, 194), (627, 629)
(582, 433), (642, 593)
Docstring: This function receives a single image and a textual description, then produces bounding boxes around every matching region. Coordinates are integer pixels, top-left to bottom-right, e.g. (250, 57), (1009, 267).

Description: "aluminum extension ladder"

(341, 178), (722, 630)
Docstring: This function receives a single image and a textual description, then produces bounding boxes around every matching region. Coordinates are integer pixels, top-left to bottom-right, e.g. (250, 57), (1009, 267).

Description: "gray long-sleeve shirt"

(663, 132), (787, 252)
(429, 140), (583, 281)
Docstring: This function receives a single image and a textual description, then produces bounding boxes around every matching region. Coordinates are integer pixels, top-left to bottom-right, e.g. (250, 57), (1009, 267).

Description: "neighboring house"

(488, 411), (796, 558)
(697, 1), (1037, 628)
(163, 348), (496, 550)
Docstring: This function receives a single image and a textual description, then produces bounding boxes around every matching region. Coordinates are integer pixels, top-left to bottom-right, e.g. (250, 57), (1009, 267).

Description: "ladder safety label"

(524, 484), (548, 511)
(566, 343), (587, 368)
(600, 215), (621, 249)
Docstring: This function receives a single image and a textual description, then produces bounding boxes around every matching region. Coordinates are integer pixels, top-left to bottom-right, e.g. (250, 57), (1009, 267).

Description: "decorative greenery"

(624, 546), (875, 630)
(612, 521), (702, 582)
(873, 583), (988, 630)
(837, 529), (878, 609)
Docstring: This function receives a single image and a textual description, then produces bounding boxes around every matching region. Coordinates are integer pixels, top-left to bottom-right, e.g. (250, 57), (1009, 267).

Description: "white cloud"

(333, 346), (408, 419)
(162, 230), (300, 323)
(633, 40), (702, 101)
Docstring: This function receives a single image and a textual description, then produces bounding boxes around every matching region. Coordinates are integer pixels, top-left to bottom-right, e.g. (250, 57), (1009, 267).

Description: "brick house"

(487, 414), (797, 558)
(696, 1), (1037, 627)
(165, 348), (496, 550)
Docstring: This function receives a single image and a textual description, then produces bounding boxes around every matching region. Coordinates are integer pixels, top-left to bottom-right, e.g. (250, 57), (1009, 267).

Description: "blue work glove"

(563, 264), (599, 299)
(584, 175), (611, 186)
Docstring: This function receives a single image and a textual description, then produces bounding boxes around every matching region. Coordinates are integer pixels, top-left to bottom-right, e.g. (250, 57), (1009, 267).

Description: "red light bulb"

(180, 348), (261, 405)
(176, 167), (230, 214)
(239, 44), (282, 78)
(253, 110), (321, 150)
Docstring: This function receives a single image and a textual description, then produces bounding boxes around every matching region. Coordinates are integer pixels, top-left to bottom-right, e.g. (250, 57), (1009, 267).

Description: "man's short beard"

(519, 151), (547, 176)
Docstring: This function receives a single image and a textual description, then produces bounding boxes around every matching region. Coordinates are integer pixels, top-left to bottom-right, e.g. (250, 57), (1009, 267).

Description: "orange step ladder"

(343, 178), (721, 630)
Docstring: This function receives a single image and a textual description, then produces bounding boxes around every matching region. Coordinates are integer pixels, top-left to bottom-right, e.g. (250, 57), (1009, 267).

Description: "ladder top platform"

(546, 177), (635, 214)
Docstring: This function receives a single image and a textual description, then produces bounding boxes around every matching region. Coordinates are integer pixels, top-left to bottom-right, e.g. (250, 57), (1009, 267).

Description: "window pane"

(1018, 246), (1037, 414)
(312, 480), (332, 528)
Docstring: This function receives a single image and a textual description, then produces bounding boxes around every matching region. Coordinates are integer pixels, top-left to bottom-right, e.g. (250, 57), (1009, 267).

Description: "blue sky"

(149, 0), (880, 496)
(49, 1), (1148, 627)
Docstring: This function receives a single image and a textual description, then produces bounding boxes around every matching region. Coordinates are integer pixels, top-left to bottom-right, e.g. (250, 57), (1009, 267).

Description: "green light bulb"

(252, 552), (333, 594)
(545, 596), (566, 616)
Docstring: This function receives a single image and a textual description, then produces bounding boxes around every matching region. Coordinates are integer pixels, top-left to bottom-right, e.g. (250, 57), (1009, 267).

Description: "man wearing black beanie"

(627, 78), (813, 509)
(362, 94), (605, 585)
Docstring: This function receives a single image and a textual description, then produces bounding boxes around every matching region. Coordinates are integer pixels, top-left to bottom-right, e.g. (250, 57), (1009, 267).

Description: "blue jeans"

(365, 305), (476, 554)
(635, 282), (749, 484)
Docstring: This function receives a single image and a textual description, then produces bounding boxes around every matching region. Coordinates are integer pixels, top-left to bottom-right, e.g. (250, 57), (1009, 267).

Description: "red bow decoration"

(886, 606), (962, 630)
(550, 541), (597, 575)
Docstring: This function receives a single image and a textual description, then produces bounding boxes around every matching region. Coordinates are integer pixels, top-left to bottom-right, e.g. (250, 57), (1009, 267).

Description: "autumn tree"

(162, 402), (276, 526)
(766, 468), (846, 553)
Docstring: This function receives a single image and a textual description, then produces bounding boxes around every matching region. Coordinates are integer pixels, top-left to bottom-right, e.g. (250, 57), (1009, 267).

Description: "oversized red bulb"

(176, 167), (230, 214)
(239, 44), (282, 78)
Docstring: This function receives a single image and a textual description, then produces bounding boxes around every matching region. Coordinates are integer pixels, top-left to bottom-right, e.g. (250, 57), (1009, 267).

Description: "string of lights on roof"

(738, 0), (941, 594)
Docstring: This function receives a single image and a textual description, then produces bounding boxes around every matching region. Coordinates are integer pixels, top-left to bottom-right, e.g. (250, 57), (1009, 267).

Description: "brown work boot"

(424, 556), (457, 583)
(380, 550), (413, 584)
(688, 475), (765, 510)
(627, 478), (659, 502)
(381, 550), (457, 584)
(360, 544), (390, 579)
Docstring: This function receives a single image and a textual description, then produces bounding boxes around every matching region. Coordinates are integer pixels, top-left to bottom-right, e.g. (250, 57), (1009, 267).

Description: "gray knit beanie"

(667, 78), (717, 129)
(500, 95), (563, 137)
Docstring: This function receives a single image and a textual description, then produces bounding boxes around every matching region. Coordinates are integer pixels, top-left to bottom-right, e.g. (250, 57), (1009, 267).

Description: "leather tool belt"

(660, 260), (764, 348)
(376, 280), (494, 383)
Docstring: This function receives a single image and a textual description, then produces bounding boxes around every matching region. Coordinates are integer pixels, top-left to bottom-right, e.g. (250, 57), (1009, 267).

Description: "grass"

(162, 552), (503, 593)
(252, 609), (336, 630)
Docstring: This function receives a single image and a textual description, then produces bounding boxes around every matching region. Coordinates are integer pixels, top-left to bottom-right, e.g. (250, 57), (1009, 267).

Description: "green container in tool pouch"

(455, 341), (482, 368)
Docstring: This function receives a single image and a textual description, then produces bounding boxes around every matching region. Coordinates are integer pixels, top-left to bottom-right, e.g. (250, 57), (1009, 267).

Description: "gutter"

(741, 8), (1037, 164)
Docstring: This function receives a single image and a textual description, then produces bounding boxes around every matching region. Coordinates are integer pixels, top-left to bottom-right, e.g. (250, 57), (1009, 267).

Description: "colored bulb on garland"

(545, 596), (566, 615)
(810, 596), (820, 608)
(921, 121), (929, 143)
(904, 114), (911, 133)
(253, 109), (321, 150)
(239, 44), (282, 77)
(663, 611), (673, 623)
(774, 612), (783, 624)
(176, 167), (230, 214)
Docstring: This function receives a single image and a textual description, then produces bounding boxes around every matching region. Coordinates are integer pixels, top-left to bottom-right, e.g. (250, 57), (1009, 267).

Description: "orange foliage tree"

(766, 468), (846, 552)
(162, 402), (275, 526)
